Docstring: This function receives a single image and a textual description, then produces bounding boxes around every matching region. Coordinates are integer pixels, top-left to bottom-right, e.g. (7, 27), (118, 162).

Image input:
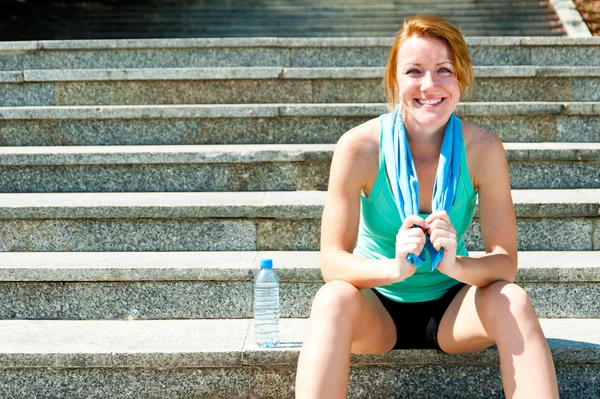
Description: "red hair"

(383, 14), (473, 110)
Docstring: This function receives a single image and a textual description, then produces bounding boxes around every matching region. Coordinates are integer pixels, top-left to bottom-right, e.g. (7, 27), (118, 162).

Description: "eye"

(438, 67), (453, 74)
(406, 68), (420, 75)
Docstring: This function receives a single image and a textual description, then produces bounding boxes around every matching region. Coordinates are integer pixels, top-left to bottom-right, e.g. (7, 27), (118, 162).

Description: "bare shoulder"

(462, 121), (506, 190)
(337, 117), (380, 155)
(334, 117), (380, 170)
(331, 116), (381, 193)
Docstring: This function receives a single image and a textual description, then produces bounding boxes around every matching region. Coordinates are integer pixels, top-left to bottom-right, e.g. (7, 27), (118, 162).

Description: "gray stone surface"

(0, 319), (248, 367)
(465, 219), (595, 252)
(509, 162), (600, 189)
(469, 46), (531, 66)
(25, 67), (284, 82)
(508, 189), (600, 217)
(280, 283), (320, 318)
(447, 115), (557, 142)
(21, 48), (289, 70)
(524, 283), (600, 318)
(574, 78), (600, 102)
(54, 80), (313, 106)
(557, 116), (600, 142)
(257, 219), (322, 251)
(7, 156), (600, 193)
(289, 48), (388, 68)
(468, 78), (573, 102)
(0, 219), (256, 252)
(0, 144), (336, 165)
(0, 83), (53, 106)
(515, 251), (600, 283)
(0, 369), (250, 399)
(1, 251), (597, 284)
(0, 162), (330, 192)
(532, 47), (600, 66)
(2, 112), (594, 145)
(0, 38), (599, 71)
(3, 75), (596, 106)
(0, 251), (323, 282)
(59, 281), (252, 319)
(0, 72), (23, 83)
(0, 116), (363, 146)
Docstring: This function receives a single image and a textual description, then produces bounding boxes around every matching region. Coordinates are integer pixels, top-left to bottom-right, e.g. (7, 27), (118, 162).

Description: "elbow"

(506, 252), (518, 283)
(319, 249), (336, 283)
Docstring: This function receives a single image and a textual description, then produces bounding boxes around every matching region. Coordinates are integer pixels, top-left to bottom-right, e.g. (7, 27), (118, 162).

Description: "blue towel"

(381, 105), (463, 271)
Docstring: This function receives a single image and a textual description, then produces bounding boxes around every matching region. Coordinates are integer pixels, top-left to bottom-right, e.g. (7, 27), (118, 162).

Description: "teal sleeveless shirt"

(353, 115), (478, 303)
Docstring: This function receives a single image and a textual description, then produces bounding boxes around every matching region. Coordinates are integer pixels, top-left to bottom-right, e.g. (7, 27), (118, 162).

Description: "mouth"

(414, 97), (445, 107)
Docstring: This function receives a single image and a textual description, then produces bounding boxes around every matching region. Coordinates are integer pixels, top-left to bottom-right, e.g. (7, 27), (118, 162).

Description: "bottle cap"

(260, 258), (273, 269)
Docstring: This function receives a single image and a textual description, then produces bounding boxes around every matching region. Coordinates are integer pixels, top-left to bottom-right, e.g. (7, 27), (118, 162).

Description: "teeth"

(418, 98), (442, 105)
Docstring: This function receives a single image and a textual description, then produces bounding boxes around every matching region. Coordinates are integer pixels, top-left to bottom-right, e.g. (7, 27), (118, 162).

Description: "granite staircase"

(0, 37), (598, 398)
(0, 0), (564, 41)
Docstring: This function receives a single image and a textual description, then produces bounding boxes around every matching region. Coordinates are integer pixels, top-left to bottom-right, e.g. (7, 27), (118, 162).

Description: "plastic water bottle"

(254, 258), (280, 348)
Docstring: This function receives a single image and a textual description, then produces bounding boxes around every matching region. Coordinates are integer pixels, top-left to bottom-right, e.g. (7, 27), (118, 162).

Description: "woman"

(295, 14), (559, 399)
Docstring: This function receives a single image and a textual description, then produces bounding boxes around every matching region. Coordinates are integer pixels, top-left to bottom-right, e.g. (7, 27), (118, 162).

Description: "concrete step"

(1, 38), (599, 71)
(0, 318), (597, 398)
(0, 0), (562, 41)
(0, 143), (597, 192)
(0, 190), (597, 252)
(4, 66), (600, 106)
(0, 251), (597, 320)
(0, 103), (598, 145)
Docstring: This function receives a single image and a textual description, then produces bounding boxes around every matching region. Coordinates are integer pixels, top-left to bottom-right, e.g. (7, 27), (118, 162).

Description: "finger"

(425, 210), (451, 225)
(428, 218), (455, 233)
(400, 215), (429, 231)
(398, 242), (425, 256)
(398, 227), (427, 239)
(430, 236), (457, 252)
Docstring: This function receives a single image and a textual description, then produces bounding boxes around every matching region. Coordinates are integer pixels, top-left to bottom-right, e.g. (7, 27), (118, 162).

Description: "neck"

(402, 114), (446, 161)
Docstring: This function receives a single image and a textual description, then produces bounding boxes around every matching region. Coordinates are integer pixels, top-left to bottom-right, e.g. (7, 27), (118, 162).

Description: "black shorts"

(371, 283), (467, 352)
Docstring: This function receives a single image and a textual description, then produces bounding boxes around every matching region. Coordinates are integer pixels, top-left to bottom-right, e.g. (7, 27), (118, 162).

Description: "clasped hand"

(394, 210), (458, 280)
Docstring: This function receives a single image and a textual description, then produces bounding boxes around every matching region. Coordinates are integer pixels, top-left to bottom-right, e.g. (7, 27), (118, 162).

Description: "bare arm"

(437, 129), (518, 286)
(320, 122), (417, 288)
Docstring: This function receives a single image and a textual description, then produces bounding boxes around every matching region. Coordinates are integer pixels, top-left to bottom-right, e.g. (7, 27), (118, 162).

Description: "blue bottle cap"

(260, 258), (273, 269)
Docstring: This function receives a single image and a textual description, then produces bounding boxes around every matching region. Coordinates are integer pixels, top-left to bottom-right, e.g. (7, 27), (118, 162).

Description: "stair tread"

(0, 250), (597, 282)
(0, 318), (597, 368)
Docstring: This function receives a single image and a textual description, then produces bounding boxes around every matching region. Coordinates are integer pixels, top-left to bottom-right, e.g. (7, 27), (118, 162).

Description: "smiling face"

(395, 35), (461, 133)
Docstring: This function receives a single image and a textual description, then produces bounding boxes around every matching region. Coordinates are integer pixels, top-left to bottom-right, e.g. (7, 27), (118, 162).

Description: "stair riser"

(3, 77), (600, 106)
(0, 365), (596, 399)
(2, 45), (600, 70)
(0, 160), (597, 192)
(0, 218), (596, 252)
(0, 114), (597, 145)
(0, 281), (596, 319)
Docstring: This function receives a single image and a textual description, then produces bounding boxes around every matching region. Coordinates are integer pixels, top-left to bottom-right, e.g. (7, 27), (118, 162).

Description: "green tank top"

(353, 115), (478, 303)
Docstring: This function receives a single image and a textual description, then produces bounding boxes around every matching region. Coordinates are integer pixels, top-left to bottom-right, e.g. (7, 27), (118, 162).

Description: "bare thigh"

(436, 284), (496, 354)
(349, 287), (397, 354)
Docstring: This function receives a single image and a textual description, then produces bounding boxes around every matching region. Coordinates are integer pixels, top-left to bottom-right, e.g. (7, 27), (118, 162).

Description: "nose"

(420, 71), (437, 92)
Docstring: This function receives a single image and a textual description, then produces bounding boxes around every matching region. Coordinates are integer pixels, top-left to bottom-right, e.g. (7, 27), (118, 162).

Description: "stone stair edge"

(5, 102), (600, 119)
(0, 250), (597, 283)
(0, 318), (597, 369)
(5, 66), (600, 82)
(1, 37), (599, 52)
(0, 189), (597, 219)
(0, 143), (599, 165)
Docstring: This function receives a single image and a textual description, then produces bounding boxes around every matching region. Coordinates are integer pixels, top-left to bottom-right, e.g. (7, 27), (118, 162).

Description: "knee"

(479, 281), (537, 327)
(310, 280), (362, 321)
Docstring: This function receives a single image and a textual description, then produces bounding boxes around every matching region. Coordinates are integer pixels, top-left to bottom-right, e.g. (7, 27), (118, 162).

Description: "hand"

(393, 215), (428, 281)
(425, 211), (459, 277)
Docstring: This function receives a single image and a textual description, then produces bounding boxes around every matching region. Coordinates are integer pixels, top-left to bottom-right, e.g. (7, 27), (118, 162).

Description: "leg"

(295, 280), (397, 399)
(437, 281), (559, 399)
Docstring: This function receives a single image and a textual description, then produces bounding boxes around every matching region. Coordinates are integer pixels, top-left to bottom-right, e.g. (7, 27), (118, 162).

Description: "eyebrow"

(402, 61), (454, 67)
